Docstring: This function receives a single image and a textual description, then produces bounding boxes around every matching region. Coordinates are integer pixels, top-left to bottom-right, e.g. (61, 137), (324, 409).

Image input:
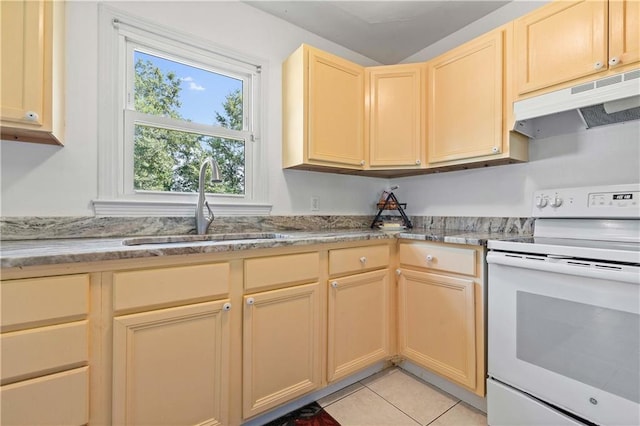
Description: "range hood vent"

(513, 69), (640, 139)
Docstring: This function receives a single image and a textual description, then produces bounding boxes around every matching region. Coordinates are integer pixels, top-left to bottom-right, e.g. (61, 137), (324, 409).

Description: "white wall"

(392, 122), (640, 217)
(2, 0), (638, 219)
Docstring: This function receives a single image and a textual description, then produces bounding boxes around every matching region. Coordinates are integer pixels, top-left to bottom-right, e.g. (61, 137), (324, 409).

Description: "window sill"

(92, 199), (272, 217)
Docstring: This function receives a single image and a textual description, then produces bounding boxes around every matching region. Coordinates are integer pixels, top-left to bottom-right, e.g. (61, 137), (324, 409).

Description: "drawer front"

(329, 245), (389, 276)
(1, 275), (89, 331)
(1, 321), (88, 384)
(113, 263), (230, 312)
(0, 366), (89, 426)
(399, 242), (476, 276)
(245, 252), (319, 291)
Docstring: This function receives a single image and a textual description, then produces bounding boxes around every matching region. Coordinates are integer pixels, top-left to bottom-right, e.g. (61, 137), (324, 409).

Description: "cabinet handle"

(24, 111), (39, 121)
(594, 61), (604, 70)
(222, 302), (232, 311)
(415, 159), (421, 165)
(360, 256), (367, 264)
(246, 297), (255, 305)
(360, 160), (366, 166)
(426, 254), (434, 262)
(331, 281), (338, 288)
(608, 56), (620, 67)
(395, 269), (402, 276)
(492, 146), (500, 154)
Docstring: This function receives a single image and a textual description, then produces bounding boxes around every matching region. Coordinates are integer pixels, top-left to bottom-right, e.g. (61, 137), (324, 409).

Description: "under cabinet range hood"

(513, 69), (640, 139)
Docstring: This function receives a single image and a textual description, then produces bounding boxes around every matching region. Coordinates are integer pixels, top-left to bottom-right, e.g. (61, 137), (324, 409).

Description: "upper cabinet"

(426, 24), (528, 166)
(0, 0), (65, 145)
(283, 44), (365, 171)
(366, 64), (425, 170)
(514, 0), (640, 97)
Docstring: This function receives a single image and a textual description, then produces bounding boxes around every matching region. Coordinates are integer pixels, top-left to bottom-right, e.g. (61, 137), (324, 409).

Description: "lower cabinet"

(0, 274), (90, 426)
(397, 241), (486, 396)
(327, 269), (390, 382)
(242, 282), (321, 419)
(112, 300), (231, 426)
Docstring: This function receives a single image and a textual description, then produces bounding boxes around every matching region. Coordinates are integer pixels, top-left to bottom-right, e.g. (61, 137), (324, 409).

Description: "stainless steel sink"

(122, 232), (290, 246)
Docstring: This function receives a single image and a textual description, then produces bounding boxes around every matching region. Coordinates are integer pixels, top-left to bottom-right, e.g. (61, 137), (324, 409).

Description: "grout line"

(425, 401), (461, 426)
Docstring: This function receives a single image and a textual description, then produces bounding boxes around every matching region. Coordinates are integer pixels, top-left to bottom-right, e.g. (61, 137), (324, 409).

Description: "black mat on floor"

(263, 401), (341, 426)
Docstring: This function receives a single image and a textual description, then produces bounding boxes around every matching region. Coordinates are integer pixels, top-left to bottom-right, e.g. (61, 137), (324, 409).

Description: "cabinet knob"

(24, 111), (39, 121)
(246, 297), (255, 305)
(608, 56), (620, 67)
(415, 159), (421, 165)
(222, 302), (232, 311)
(331, 281), (338, 288)
(360, 160), (366, 166)
(360, 256), (367, 264)
(492, 146), (500, 154)
(594, 61), (604, 70)
(395, 269), (402, 276)
(426, 254), (434, 262)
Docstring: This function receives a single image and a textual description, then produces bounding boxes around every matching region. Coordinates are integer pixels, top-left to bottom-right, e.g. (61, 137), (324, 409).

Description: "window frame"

(96, 6), (270, 216)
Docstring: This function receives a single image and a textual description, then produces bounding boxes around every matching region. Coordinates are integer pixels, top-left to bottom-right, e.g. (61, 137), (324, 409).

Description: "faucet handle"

(204, 201), (214, 223)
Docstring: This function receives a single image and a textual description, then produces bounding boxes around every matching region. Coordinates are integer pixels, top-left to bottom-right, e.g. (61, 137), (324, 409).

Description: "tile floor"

(317, 368), (487, 426)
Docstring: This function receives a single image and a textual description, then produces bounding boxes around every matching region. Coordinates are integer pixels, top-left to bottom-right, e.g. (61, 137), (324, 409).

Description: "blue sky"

(135, 51), (242, 126)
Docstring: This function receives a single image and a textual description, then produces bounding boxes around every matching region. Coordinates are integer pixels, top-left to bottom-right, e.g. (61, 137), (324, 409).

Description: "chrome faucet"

(196, 158), (222, 235)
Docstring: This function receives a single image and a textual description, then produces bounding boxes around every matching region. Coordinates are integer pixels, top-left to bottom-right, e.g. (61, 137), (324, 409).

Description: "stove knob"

(550, 196), (563, 208)
(535, 196), (548, 208)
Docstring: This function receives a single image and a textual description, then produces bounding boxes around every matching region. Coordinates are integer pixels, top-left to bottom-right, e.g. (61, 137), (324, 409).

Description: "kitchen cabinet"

(366, 64), (425, 169)
(0, 274), (90, 425)
(111, 263), (232, 426)
(242, 252), (322, 419)
(327, 245), (392, 382)
(514, 0), (640, 97)
(426, 24), (528, 167)
(397, 241), (486, 396)
(0, 0), (65, 145)
(283, 44), (365, 171)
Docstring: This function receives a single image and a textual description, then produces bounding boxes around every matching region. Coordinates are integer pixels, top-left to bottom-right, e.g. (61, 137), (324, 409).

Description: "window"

(97, 7), (269, 216)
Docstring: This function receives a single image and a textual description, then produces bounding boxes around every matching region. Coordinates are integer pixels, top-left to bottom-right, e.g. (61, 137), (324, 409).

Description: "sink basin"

(122, 232), (290, 246)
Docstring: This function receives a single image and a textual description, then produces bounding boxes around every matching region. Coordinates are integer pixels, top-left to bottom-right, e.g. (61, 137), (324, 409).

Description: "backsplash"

(0, 215), (534, 241)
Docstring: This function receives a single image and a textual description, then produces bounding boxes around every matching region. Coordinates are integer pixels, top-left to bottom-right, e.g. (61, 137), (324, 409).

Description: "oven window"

(516, 291), (640, 404)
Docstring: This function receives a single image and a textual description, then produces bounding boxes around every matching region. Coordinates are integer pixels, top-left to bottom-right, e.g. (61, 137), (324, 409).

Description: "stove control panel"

(533, 184), (640, 218)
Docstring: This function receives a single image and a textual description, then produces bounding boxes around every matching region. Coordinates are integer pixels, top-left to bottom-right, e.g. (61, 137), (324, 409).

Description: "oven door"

(487, 251), (640, 426)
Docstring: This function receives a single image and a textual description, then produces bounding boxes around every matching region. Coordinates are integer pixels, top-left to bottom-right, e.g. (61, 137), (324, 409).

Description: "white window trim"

(96, 5), (270, 217)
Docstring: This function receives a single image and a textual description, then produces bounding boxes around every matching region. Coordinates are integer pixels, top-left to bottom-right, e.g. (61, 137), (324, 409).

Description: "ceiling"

(245, 1), (511, 64)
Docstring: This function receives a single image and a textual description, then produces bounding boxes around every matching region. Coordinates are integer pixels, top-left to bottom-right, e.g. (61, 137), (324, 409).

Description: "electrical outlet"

(311, 196), (320, 211)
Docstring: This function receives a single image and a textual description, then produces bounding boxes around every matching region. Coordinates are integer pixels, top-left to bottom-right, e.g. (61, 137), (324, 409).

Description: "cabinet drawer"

(329, 245), (389, 276)
(399, 242), (476, 276)
(1, 275), (89, 332)
(245, 252), (319, 291)
(113, 263), (230, 312)
(0, 366), (89, 426)
(1, 320), (88, 384)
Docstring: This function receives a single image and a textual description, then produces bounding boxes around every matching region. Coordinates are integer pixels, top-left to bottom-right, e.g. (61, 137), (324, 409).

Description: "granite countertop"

(0, 228), (529, 269)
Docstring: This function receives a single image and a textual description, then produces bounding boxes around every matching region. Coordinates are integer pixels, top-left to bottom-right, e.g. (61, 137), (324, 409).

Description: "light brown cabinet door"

(515, 0), (608, 95)
(367, 64), (424, 168)
(398, 269), (476, 390)
(327, 269), (390, 382)
(0, 0), (64, 144)
(427, 28), (506, 164)
(242, 283), (321, 419)
(112, 301), (231, 426)
(609, 0), (640, 69)
(308, 47), (365, 168)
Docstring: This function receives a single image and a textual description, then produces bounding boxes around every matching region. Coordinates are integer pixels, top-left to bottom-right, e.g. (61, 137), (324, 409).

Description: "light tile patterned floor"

(317, 368), (487, 426)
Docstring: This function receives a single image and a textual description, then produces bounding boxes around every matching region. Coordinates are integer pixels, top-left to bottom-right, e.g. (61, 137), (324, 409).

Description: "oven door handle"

(487, 252), (640, 285)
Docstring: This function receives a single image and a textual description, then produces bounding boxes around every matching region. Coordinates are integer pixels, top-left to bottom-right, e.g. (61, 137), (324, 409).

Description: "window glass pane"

(134, 124), (245, 195)
(134, 50), (243, 129)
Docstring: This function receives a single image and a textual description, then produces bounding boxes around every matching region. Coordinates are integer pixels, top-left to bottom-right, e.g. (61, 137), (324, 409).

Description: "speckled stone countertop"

(0, 227), (529, 269)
